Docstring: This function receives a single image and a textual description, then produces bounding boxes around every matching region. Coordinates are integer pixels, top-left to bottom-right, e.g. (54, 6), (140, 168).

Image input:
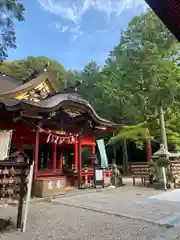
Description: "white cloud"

(40, 0), (147, 41)
(48, 21), (84, 41)
(62, 26), (69, 32)
(48, 22), (67, 31)
(71, 30), (84, 42)
(69, 25), (84, 42)
(39, 0), (147, 24)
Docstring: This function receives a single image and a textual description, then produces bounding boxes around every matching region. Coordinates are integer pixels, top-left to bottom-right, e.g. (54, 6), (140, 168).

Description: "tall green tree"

(105, 10), (180, 128)
(0, 0), (25, 61)
(80, 10), (180, 152)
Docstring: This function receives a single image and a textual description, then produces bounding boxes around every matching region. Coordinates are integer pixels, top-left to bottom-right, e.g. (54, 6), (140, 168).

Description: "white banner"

(96, 139), (108, 168)
(0, 130), (12, 160)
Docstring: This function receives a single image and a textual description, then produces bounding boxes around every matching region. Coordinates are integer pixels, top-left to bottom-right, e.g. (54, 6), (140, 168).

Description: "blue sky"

(8, 0), (148, 69)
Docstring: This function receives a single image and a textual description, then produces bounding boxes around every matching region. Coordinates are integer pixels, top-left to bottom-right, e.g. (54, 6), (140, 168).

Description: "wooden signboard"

(169, 161), (180, 188)
(130, 162), (150, 176)
(0, 161), (29, 229)
(130, 162), (150, 186)
(170, 161), (180, 176)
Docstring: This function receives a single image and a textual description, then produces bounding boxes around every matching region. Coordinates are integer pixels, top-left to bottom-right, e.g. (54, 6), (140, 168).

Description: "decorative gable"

(16, 80), (54, 102)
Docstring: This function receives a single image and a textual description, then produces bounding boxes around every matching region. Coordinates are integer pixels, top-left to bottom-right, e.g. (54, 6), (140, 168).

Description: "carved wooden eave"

(0, 93), (119, 133)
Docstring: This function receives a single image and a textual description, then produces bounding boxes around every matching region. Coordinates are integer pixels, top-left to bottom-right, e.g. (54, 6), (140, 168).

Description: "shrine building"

(0, 71), (117, 197)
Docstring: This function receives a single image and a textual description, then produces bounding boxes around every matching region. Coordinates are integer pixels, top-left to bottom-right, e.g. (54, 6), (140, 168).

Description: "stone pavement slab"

(51, 186), (180, 227)
(149, 189), (180, 202)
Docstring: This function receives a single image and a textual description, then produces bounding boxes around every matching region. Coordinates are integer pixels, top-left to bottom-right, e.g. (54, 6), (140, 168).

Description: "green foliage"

(75, 10), (180, 149)
(23, 56), (67, 88)
(0, 61), (30, 78)
(0, 0), (25, 61)
(149, 161), (161, 181)
(107, 123), (152, 149)
(0, 56), (67, 88)
(165, 111), (180, 150)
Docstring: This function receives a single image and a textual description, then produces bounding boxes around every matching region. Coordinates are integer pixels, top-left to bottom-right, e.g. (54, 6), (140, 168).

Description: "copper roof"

(0, 74), (23, 95)
(0, 72), (58, 97)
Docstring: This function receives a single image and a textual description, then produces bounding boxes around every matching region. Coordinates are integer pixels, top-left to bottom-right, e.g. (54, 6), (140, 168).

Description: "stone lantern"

(153, 144), (170, 164)
(152, 144), (170, 190)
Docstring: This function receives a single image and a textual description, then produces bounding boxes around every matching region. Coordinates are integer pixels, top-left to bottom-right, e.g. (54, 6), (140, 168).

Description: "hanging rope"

(46, 134), (75, 145)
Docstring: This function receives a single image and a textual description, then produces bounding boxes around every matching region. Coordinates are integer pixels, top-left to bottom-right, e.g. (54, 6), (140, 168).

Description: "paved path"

(0, 201), (167, 240)
(1, 185), (180, 239)
(51, 186), (180, 226)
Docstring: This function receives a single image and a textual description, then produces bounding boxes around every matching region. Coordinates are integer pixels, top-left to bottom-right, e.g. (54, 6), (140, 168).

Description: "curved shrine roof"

(0, 71), (118, 130)
(0, 92), (117, 128)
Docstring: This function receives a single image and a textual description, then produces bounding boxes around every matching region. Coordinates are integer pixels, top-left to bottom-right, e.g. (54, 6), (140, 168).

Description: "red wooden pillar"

(52, 143), (57, 170)
(146, 140), (152, 162)
(59, 152), (63, 169)
(34, 127), (40, 179)
(77, 135), (82, 188)
(74, 137), (78, 170)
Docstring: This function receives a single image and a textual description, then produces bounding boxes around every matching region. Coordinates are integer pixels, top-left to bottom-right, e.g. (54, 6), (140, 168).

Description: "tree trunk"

(112, 147), (116, 165)
(146, 140), (152, 162)
(160, 106), (168, 150)
(122, 139), (129, 173)
(112, 132), (116, 165)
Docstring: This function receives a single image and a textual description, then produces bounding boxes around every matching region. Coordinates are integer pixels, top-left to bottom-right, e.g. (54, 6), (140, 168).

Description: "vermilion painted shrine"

(0, 71), (117, 197)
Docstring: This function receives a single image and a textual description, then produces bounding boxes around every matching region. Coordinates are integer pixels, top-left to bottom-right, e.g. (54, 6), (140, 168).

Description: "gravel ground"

(0, 202), (167, 240)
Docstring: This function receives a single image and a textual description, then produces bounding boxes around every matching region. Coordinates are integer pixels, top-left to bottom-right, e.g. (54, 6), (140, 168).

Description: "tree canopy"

(75, 10), (180, 150)
(0, 56), (67, 88)
(0, 0), (25, 61)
